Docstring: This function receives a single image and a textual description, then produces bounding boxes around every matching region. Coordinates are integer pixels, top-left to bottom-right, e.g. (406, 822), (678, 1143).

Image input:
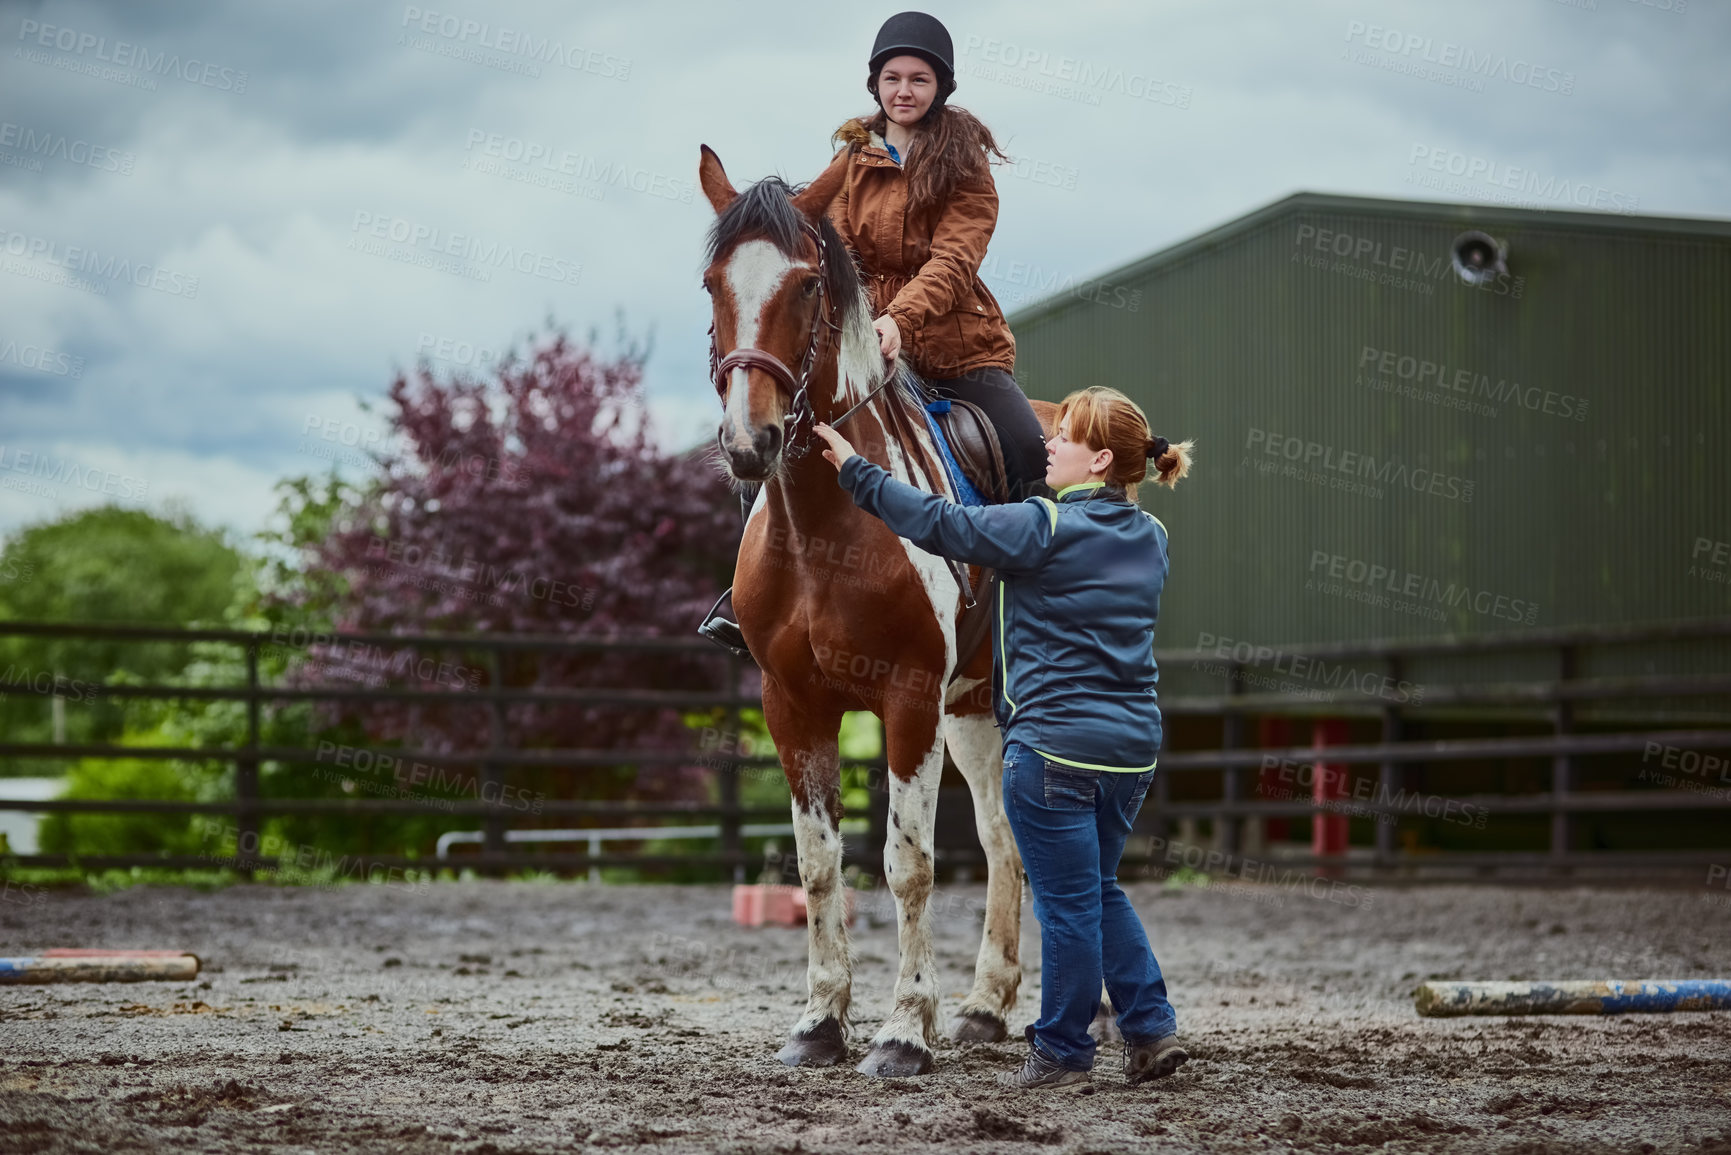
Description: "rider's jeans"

(1001, 739), (1178, 1070)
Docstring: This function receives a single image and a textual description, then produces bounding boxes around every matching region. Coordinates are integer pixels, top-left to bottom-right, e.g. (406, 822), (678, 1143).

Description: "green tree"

(0, 506), (246, 767)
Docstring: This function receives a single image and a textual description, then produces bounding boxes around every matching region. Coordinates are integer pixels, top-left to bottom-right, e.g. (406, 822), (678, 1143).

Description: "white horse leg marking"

(943, 710), (1023, 1034)
(787, 741), (852, 1039)
(861, 730), (945, 1071)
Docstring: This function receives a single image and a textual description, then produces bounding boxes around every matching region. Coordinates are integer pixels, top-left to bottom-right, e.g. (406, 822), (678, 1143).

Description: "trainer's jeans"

(1001, 739), (1178, 1070)
(921, 367), (1050, 501)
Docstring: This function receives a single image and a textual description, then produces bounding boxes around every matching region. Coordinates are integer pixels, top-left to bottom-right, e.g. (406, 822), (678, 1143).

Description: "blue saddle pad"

(921, 399), (986, 507)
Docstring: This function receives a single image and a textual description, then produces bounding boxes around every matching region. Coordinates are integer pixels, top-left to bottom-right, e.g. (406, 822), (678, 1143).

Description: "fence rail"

(2, 616), (1728, 880)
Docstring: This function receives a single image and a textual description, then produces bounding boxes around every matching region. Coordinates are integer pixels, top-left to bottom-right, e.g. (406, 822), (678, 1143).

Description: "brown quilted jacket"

(824, 118), (1016, 379)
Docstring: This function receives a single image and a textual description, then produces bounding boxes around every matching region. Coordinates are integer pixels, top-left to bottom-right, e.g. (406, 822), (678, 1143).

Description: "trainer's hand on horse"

(812, 423), (857, 472)
(873, 314), (901, 363)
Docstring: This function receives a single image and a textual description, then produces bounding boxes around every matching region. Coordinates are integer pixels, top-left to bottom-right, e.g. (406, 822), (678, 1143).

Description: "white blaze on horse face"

(721, 239), (811, 451)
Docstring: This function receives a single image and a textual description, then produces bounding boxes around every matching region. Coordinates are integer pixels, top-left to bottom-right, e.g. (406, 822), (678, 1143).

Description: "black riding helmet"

(867, 11), (957, 118)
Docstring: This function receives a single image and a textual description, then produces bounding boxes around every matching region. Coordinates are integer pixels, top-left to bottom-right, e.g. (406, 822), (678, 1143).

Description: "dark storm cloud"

(0, 0), (1726, 537)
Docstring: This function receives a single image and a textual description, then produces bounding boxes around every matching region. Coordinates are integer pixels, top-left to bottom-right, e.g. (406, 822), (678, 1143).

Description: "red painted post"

(1311, 718), (1350, 862)
(1257, 717), (1292, 843)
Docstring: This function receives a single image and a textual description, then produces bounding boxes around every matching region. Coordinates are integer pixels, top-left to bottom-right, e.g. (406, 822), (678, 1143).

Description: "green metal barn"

(985, 193), (1731, 870)
(1007, 192), (1730, 714)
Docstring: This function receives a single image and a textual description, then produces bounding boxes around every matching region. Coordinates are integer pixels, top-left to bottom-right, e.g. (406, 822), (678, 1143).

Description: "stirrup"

(698, 589), (754, 662)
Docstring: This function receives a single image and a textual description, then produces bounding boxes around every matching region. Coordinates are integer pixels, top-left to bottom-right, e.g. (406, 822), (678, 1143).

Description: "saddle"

(918, 393), (1010, 687)
(920, 396), (1011, 507)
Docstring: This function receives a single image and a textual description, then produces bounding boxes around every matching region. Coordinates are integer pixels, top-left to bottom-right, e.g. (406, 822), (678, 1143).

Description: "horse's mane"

(705, 174), (936, 486)
(704, 176), (867, 339)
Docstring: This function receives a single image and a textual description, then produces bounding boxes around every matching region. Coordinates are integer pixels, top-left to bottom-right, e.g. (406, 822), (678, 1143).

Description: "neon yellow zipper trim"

(1055, 480), (1108, 499)
(998, 581), (1016, 714)
(1035, 748), (1158, 773)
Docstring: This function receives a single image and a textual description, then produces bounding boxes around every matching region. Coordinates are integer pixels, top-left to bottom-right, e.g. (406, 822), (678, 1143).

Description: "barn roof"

(1009, 191), (1731, 328)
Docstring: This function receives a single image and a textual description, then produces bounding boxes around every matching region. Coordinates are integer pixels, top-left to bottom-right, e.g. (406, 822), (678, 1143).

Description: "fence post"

(1376, 656), (1404, 867)
(719, 653), (744, 883)
(1312, 718), (1350, 872)
(482, 647), (507, 875)
(1218, 661), (1244, 856)
(1550, 644), (1577, 866)
(236, 642), (261, 877)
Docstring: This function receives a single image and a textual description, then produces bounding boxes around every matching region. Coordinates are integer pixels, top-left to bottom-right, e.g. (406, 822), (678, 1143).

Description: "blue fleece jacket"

(837, 456), (1168, 771)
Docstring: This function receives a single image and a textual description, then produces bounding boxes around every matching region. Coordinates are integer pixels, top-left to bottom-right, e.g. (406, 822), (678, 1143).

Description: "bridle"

(707, 220), (842, 462)
(704, 214), (982, 609)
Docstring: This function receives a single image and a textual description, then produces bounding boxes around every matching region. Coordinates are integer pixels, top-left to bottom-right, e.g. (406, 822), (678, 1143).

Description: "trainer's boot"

(1123, 1034), (1189, 1085)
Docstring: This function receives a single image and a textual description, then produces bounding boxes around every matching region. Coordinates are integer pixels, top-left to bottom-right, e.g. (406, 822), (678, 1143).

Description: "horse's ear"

(791, 153), (847, 224)
(699, 145), (737, 215)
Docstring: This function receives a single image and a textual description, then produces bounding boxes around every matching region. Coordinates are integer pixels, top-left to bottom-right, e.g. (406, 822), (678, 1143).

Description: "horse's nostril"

(758, 424), (783, 455)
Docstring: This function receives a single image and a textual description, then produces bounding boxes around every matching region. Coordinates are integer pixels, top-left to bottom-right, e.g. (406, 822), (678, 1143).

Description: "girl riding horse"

(700, 10), (1047, 658)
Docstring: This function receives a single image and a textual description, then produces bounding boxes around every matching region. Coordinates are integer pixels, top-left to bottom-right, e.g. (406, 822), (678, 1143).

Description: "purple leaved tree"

(295, 328), (742, 811)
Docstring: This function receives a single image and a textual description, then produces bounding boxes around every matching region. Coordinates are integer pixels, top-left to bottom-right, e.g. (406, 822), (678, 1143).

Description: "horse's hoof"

(776, 1018), (847, 1067)
(949, 1011), (1008, 1043)
(855, 1039), (934, 1078)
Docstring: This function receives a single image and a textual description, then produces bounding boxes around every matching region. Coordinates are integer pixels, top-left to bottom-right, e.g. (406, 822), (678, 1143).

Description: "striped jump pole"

(0, 950), (200, 984)
(1416, 979), (1731, 1017)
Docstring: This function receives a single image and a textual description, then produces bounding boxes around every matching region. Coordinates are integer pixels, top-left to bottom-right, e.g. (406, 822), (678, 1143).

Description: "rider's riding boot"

(697, 485), (762, 662)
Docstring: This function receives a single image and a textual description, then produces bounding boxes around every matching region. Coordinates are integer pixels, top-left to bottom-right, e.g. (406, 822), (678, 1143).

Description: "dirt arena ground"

(2, 877), (1728, 1155)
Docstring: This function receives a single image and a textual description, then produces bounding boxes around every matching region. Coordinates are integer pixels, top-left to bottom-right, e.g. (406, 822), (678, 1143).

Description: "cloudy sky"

(1, 0), (1726, 543)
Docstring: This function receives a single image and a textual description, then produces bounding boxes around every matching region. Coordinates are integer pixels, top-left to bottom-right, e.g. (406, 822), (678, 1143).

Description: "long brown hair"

(837, 103), (1008, 212)
(1055, 386), (1195, 502)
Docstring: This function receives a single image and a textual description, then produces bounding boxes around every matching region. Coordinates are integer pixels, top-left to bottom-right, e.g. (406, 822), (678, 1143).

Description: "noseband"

(708, 221), (842, 462)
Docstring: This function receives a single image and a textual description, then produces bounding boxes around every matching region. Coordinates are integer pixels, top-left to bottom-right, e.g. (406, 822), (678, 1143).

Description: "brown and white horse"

(699, 145), (1053, 1076)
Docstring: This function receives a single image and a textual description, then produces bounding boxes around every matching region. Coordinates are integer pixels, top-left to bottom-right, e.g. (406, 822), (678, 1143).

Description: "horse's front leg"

(942, 708), (1023, 1042)
(764, 688), (852, 1068)
(856, 706), (946, 1077)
